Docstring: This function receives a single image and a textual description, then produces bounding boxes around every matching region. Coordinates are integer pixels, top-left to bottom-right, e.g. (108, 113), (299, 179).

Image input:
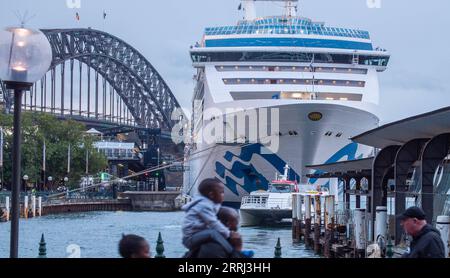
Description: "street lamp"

(64, 177), (69, 198)
(0, 26), (52, 258)
(47, 176), (53, 189)
(157, 147), (160, 166)
(22, 175), (29, 192)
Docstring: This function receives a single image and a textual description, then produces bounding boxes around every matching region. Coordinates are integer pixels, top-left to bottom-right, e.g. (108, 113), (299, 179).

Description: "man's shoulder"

(421, 228), (442, 241)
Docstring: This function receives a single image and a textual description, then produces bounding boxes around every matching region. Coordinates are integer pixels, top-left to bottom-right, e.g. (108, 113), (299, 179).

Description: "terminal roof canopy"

(306, 157), (373, 178)
(352, 106), (450, 149)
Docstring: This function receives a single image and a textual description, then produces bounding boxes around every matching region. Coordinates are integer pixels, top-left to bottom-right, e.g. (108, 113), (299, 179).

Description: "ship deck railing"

(241, 195), (291, 209)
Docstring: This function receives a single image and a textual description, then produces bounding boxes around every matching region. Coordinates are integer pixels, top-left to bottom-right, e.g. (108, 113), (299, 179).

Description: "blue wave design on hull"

(215, 144), (300, 196)
(215, 142), (364, 197)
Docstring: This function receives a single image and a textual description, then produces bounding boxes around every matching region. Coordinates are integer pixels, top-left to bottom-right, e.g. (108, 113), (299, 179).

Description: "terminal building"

(308, 106), (450, 245)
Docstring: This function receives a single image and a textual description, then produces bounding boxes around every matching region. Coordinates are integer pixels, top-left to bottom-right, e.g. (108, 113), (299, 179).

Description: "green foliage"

(0, 112), (108, 189)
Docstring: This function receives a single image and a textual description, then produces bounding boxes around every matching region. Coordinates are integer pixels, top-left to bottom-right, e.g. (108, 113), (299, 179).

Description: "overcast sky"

(1, 0), (449, 124)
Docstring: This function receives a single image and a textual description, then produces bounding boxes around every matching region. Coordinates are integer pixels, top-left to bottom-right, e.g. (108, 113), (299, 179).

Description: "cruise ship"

(183, 0), (390, 207)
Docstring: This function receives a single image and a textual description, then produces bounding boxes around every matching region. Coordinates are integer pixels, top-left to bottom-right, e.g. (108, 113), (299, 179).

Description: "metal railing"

(241, 195), (291, 209)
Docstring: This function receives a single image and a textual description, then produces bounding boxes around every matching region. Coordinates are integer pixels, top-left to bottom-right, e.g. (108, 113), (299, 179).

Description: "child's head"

(218, 207), (240, 232)
(118, 234), (151, 258)
(198, 179), (224, 204)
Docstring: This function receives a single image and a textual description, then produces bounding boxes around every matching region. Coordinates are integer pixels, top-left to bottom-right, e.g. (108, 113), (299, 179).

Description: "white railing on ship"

(241, 196), (291, 208)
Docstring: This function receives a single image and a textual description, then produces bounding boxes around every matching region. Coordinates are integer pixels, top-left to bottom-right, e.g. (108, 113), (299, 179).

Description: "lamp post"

(157, 147), (160, 166)
(0, 26), (52, 258)
(22, 175), (29, 193)
(64, 177), (69, 198)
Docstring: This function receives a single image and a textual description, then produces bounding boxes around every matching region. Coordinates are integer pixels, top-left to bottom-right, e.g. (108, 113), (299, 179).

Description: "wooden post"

(292, 194), (298, 241)
(304, 196), (312, 247)
(32, 196), (36, 218)
(5, 196), (10, 222)
(24, 195), (28, 219)
(314, 195), (321, 254)
(297, 195), (303, 241)
(324, 196), (335, 258)
(38, 197), (42, 217)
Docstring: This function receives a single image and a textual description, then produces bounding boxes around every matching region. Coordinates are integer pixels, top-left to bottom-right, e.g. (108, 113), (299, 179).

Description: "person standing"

(398, 206), (446, 258)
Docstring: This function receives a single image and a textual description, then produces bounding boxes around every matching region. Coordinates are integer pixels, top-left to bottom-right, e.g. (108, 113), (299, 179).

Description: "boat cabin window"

(269, 184), (295, 193)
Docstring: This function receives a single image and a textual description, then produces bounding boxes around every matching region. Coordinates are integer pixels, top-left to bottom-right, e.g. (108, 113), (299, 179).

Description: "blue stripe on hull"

(205, 37), (373, 51)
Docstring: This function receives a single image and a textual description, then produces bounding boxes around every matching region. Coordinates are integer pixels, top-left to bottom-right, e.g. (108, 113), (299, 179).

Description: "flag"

(76, 12), (80, 21)
(103, 10), (107, 19)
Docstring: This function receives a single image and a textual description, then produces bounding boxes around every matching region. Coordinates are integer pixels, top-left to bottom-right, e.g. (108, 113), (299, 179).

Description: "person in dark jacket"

(398, 206), (445, 258)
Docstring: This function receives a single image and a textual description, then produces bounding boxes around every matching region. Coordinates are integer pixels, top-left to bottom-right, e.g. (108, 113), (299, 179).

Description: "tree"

(0, 112), (108, 190)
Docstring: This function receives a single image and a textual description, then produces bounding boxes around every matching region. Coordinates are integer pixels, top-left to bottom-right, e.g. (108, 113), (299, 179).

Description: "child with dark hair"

(182, 179), (238, 254)
(118, 234), (151, 258)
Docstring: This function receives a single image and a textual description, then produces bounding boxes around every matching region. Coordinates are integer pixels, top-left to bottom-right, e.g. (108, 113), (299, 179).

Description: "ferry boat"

(240, 164), (329, 226)
(183, 0), (390, 208)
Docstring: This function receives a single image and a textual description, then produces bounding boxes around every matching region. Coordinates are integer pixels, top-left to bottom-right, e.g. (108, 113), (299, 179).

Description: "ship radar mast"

(241, 0), (299, 21)
(281, 164), (290, 181)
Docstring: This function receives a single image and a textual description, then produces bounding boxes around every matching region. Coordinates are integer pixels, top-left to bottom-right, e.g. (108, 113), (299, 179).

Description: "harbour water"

(0, 211), (319, 258)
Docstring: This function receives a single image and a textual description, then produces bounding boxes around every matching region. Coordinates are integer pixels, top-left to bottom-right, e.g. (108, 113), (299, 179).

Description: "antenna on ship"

(240, 0), (299, 20)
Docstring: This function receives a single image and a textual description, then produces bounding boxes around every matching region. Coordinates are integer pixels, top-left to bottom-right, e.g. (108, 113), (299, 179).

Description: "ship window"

(193, 52), (388, 66)
(223, 78), (365, 88)
(215, 65), (367, 74)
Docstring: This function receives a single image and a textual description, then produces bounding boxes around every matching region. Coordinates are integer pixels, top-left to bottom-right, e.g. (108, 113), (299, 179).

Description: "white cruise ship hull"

(184, 101), (379, 207)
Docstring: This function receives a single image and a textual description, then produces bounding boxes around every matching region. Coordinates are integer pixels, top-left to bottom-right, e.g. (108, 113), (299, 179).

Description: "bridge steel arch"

(28, 28), (183, 130)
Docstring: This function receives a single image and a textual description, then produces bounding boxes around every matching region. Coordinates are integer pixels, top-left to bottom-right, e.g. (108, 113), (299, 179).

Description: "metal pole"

(0, 127), (3, 190)
(10, 89), (23, 258)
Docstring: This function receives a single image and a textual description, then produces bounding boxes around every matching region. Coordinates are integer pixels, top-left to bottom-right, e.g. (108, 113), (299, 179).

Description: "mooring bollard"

(38, 234), (47, 258)
(353, 209), (366, 258)
(32, 196), (36, 218)
(38, 197), (42, 217)
(155, 232), (165, 258)
(274, 238), (282, 258)
(5, 196), (10, 222)
(24, 196), (29, 219)
(436, 216), (450, 258)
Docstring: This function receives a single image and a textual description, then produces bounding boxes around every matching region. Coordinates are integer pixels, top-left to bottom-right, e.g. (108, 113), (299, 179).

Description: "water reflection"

(0, 211), (318, 258)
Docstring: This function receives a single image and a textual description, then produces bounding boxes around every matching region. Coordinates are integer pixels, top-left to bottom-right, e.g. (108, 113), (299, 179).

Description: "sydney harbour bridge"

(0, 28), (186, 188)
